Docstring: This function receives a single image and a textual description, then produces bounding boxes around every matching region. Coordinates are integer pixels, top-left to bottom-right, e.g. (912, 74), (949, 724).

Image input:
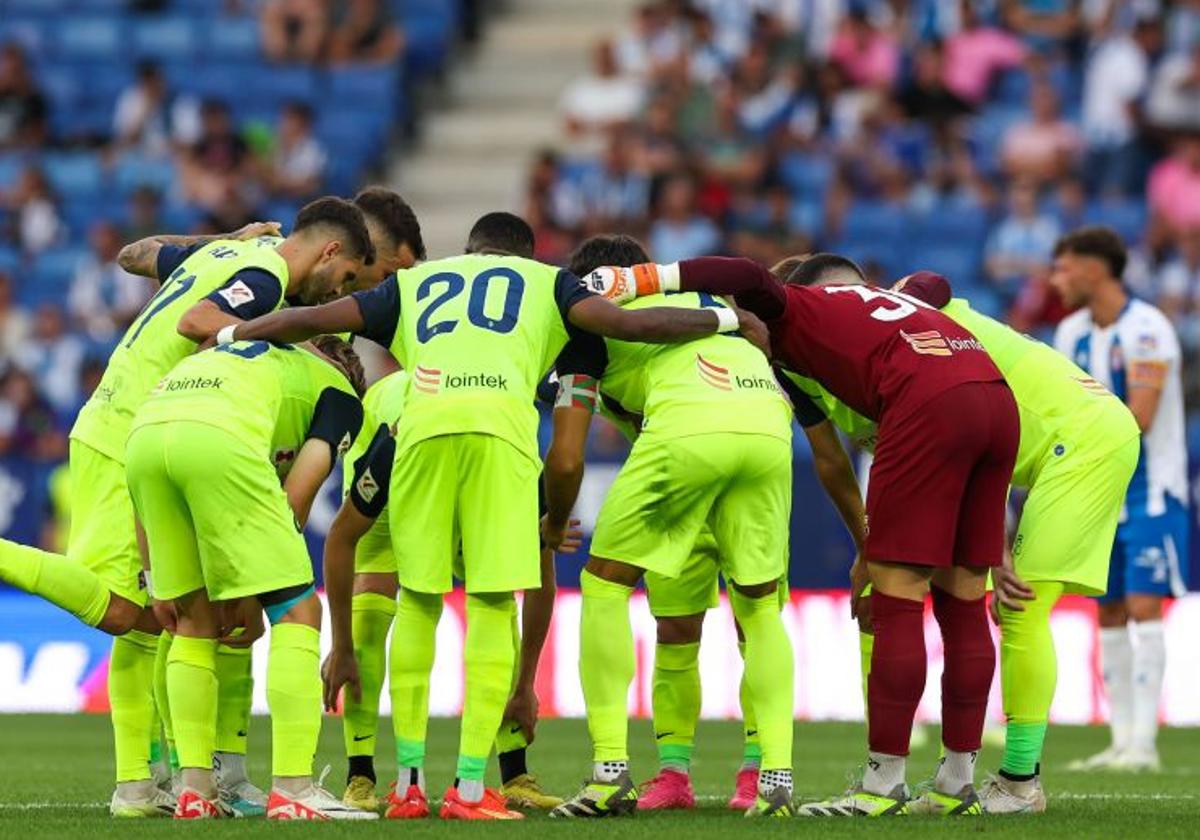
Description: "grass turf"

(0, 714), (1196, 837)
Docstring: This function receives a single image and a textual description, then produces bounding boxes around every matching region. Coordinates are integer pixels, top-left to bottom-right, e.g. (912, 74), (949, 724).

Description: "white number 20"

(823, 285), (934, 322)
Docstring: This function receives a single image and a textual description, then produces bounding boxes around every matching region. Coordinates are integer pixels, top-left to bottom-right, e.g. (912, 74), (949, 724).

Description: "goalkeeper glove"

(582, 262), (680, 304)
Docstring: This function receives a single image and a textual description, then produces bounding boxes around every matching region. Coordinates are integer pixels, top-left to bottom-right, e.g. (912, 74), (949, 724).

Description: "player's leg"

(213, 624), (262, 816)
(1088, 548), (1134, 768)
(385, 587), (440, 818)
(733, 620), (763, 809)
(153, 632), (178, 782)
(641, 611), (704, 810)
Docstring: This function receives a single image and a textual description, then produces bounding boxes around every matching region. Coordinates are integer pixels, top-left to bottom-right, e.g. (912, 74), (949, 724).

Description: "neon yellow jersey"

(941, 298), (1136, 487)
(357, 254), (591, 463)
(589, 292), (792, 443)
(72, 238), (289, 463)
(132, 341), (360, 477)
(342, 370), (408, 496)
(779, 369), (878, 451)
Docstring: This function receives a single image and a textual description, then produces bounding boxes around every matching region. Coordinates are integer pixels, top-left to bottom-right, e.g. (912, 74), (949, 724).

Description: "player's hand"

(503, 685), (540, 744)
(322, 648), (361, 712)
(584, 264), (666, 304)
(848, 554), (870, 619)
(735, 307), (772, 358)
(151, 598), (177, 634)
(557, 518), (584, 554)
(218, 599), (265, 648)
(992, 564), (1035, 616)
(540, 515), (569, 552)
(230, 220), (282, 241)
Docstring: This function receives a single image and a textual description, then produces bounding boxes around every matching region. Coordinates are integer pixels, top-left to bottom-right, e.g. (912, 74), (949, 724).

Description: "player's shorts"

(866, 381), (1018, 568)
(126, 421), (313, 603)
(1013, 427), (1140, 596)
(67, 439), (145, 607)
(354, 516), (395, 576)
(645, 530), (721, 618)
(388, 433), (541, 594)
(591, 432), (791, 587)
(1102, 498), (1191, 602)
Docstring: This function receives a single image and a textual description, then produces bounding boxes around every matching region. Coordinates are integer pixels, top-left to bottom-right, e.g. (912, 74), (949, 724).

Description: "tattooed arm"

(117, 221), (282, 282)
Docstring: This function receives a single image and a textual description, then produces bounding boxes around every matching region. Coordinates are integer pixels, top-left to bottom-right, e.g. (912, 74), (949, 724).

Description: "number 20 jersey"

(71, 240), (289, 464)
(769, 284), (1004, 424)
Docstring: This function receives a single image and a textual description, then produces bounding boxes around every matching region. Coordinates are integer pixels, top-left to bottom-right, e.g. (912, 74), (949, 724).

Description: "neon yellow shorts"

(355, 516), (395, 575)
(125, 421), (314, 602)
(67, 439), (145, 607)
(591, 432), (792, 587)
(1012, 428), (1140, 596)
(388, 433), (541, 594)
(645, 530), (721, 617)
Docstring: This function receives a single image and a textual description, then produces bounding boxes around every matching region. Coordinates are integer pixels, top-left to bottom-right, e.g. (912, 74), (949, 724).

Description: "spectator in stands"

(180, 100), (254, 215)
(263, 101), (327, 200)
(0, 368), (66, 462)
(1167, 0), (1200, 56)
(560, 40), (644, 141)
(942, 0), (1026, 106)
(699, 88), (768, 193)
(261, 0), (329, 64)
(1148, 135), (1200, 245)
(68, 221), (153, 342)
(681, 5), (726, 86)
(647, 172), (721, 263)
(2, 166), (62, 256)
(112, 62), (175, 157)
(1001, 0), (1083, 50)
(0, 42), (48, 151)
(13, 304), (85, 418)
(1156, 227), (1200, 351)
(985, 179), (1062, 304)
(327, 0), (406, 65)
(1147, 43), (1200, 133)
(1082, 13), (1158, 196)
(566, 133), (650, 232)
(828, 8), (899, 90)
(633, 97), (686, 177)
(0, 272), (30, 368)
(898, 41), (973, 128)
(1001, 82), (1081, 183)
(730, 43), (799, 138)
(124, 186), (163, 243)
(614, 1), (686, 78)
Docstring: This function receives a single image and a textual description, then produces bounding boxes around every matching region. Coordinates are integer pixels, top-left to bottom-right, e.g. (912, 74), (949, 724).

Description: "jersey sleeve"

(155, 243), (203, 279)
(347, 423), (394, 519)
(1125, 311), (1181, 390)
(895, 271), (952, 309)
(553, 328), (608, 412)
(678, 257), (787, 321)
(554, 269), (599, 322)
(204, 268), (286, 319)
(306, 387), (365, 462)
(774, 367), (827, 428)
(352, 275), (401, 347)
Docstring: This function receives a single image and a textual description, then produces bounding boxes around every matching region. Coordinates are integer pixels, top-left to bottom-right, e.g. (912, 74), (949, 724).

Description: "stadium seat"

(842, 201), (907, 242)
(910, 202), (990, 248)
(328, 65), (401, 105)
(779, 152), (833, 199)
(1083, 200), (1148, 244)
(113, 153), (176, 195)
(31, 248), (87, 288)
(903, 244), (980, 286)
(0, 18), (47, 53)
(248, 65), (319, 106)
(131, 15), (196, 61)
(55, 18), (123, 61)
(5, 0), (69, 13)
(205, 17), (261, 60)
(42, 152), (104, 198)
(0, 245), (21, 276)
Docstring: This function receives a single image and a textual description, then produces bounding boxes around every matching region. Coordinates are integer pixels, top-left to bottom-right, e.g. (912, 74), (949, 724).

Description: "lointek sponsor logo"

(413, 365), (508, 395)
(161, 376), (224, 392)
(697, 355), (780, 393)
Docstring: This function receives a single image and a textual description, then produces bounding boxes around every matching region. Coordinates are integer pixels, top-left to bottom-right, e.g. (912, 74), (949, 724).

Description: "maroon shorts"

(865, 380), (1018, 568)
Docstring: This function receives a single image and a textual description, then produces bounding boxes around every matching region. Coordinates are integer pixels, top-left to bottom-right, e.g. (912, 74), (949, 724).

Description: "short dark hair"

(311, 334), (366, 396)
(567, 234), (650, 277)
(355, 186), (426, 261)
(1053, 226), (1127, 279)
(465, 212), (535, 258)
(282, 100), (314, 125)
(771, 252), (865, 286)
(293, 196), (375, 263)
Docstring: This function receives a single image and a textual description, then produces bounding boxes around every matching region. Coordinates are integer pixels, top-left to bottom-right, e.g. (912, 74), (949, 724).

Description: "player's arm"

(504, 546), (556, 742)
(226, 277), (393, 346)
(117, 221), (282, 281)
(1124, 318), (1179, 433)
(891, 271), (952, 308)
(583, 257), (787, 321)
(285, 388), (365, 527)
(177, 268), (288, 344)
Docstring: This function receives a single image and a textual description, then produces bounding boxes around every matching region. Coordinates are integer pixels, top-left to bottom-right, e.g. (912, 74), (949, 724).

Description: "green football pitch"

(1, 715), (1196, 838)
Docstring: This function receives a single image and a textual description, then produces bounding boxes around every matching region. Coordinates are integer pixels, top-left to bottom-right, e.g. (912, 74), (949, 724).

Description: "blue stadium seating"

(55, 18), (123, 61)
(113, 154), (177, 195)
(1083, 200), (1148, 244)
(779, 152), (833, 199)
(131, 15), (196, 61)
(0, 246), (21, 276)
(42, 152), (104, 198)
(205, 17), (260, 60)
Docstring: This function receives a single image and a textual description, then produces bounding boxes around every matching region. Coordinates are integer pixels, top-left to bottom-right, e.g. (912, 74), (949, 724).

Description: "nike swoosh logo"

(509, 725), (522, 734)
(655, 731), (674, 740)
(745, 730), (757, 738)
(353, 734), (372, 742)
(236, 730), (247, 738)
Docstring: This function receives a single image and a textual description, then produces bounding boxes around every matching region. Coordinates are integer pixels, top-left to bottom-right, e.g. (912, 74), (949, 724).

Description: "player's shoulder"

(1121, 298), (1176, 335)
(1054, 308), (1092, 340)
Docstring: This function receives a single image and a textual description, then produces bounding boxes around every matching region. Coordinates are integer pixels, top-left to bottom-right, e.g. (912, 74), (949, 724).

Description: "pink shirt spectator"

(829, 29), (899, 88)
(1148, 156), (1200, 232)
(1002, 120), (1080, 178)
(943, 28), (1026, 104)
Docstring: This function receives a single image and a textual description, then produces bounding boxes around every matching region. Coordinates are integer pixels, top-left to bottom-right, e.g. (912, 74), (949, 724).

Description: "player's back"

(71, 238), (289, 463)
(132, 340), (355, 471)
(779, 369), (877, 451)
(599, 291), (792, 442)
(387, 253), (577, 461)
(772, 283), (1003, 422)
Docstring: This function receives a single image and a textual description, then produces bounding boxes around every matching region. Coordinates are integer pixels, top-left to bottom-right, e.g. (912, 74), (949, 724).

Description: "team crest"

(337, 432), (352, 457)
(356, 468), (379, 503)
(217, 279), (256, 309)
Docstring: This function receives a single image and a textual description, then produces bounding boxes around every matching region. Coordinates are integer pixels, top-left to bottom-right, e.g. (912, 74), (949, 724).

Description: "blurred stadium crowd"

(0, 0), (474, 476)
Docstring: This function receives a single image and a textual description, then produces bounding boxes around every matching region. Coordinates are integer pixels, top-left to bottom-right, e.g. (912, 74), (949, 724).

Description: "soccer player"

(542, 237), (797, 819)
(589, 253), (1018, 816)
(221, 212), (754, 818)
(1049, 227), (1189, 773)
(891, 270), (1139, 812)
(0, 198), (373, 818)
(556, 236), (866, 814)
(126, 336), (369, 820)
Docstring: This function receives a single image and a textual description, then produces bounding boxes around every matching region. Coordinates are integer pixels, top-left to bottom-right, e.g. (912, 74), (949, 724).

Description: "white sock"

(273, 775), (309, 796)
(934, 749), (978, 794)
(758, 768), (793, 796)
(1099, 626), (1133, 751)
(863, 752), (905, 796)
(456, 778), (484, 803)
(1131, 620), (1166, 753)
(401, 766), (425, 794)
(213, 751), (247, 784)
(594, 760), (628, 783)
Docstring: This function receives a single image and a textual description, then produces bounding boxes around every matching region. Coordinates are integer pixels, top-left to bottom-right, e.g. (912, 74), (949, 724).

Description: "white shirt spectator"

(69, 253), (153, 341)
(18, 197), (60, 255)
(13, 329), (84, 414)
(1082, 34), (1149, 146)
(1147, 50), (1200, 131)
(560, 75), (643, 131)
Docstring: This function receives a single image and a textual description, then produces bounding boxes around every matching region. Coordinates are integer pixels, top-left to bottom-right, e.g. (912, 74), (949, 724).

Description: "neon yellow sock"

(266, 622), (321, 778)
(342, 592), (395, 759)
(0, 539), (110, 627)
(110, 630), (159, 782)
(214, 644), (253, 756)
(390, 589), (441, 772)
(859, 631), (874, 712)
(153, 631), (179, 771)
(458, 593), (516, 781)
(494, 606), (527, 756)
(167, 635), (218, 771)
(580, 570), (635, 763)
(653, 641), (701, 772)
(730, 589), (793, 772)
(737, 641), (761, 769)
(1000, 580), (1064, 777)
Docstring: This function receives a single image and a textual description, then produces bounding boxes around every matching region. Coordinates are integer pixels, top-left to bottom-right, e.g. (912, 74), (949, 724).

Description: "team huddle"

(0, 187), (1187, 820)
